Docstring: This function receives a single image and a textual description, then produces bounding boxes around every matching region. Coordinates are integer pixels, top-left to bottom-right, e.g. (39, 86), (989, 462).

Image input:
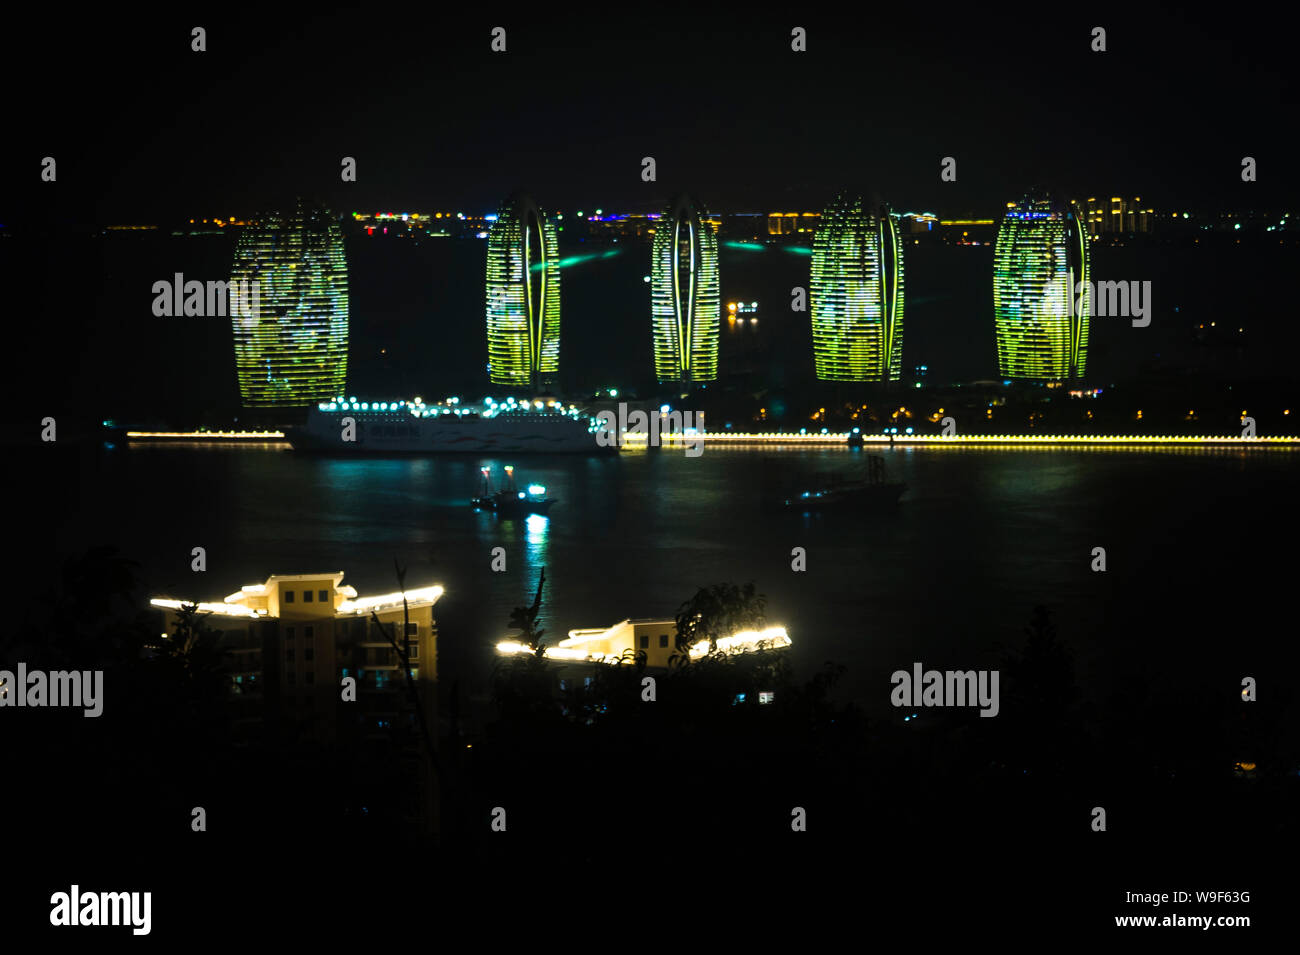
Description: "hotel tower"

(650, 194), (720, 386)
(485, 194), (561, 390)
(993, 195), (1091, 380)
(809, 194), (905, 381)
(230, 199), (349, 408)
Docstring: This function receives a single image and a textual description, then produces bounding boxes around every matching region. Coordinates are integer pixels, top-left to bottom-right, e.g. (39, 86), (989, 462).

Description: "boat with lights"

(472, 466), (555, 515)
(782, 455), (905, 511)
(290, 396), (611, 454)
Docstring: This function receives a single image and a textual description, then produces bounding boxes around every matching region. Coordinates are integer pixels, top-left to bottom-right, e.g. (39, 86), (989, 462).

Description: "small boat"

(472, 465), (555, 516)
(783, 455), (905, 511)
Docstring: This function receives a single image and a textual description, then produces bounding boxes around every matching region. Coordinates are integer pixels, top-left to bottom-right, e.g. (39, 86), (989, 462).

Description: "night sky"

(5, 5), (1296, 223)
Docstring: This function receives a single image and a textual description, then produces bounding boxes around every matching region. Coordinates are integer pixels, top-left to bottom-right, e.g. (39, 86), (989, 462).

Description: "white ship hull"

(291, 406), (610, 454)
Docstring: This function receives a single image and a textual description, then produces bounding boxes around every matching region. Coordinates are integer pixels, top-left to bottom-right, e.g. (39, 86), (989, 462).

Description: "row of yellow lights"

(618, 432), (838, 443)
(620, 432), (1300, 444)
(127, 431), (285, 439)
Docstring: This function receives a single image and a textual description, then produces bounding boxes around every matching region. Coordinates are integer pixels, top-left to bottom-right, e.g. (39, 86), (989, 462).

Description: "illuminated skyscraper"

(809, 195), (904, 381)
(651, 194), (720, 385)
(993, 195), (1090, 380)
(230, 199), (349, 408)
(486, 194), (561, 390)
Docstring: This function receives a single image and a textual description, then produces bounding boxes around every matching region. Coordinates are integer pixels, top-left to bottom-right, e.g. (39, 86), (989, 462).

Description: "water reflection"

(524, 514), (550, 565)
(525, 513), (549, 539)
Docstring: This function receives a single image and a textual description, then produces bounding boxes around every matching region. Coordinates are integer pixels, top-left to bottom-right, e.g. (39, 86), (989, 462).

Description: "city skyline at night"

(43, 187), (1298, 417)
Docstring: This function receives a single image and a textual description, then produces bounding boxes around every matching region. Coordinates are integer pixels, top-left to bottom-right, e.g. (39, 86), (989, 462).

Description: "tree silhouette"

(672, 581), (768, 663)
(508, 569), (547, 655)
(148, 601), (230, 704)
(492, 569), (560, 726)
(998, 604), (1080, 778)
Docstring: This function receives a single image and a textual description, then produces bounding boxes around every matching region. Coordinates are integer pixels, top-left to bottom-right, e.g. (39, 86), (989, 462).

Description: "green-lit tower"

(993, 195), (1090, 380)
(809, 194), (904, 381)
(485, 194), (561, 390)
(651, 194), (720, 386)
(230, 199), (349, 408)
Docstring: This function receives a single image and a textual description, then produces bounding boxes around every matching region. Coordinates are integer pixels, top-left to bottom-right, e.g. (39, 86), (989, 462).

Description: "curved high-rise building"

(993, 195), (1090, 380)
(651, 194), (720, 386)
(230, 199), (349, 408)
(485, 194), (561, 390)
(809, 195), (904, 381)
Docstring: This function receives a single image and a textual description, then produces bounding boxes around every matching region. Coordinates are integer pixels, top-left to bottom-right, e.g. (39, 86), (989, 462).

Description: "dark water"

(27, 441), (1299, 719)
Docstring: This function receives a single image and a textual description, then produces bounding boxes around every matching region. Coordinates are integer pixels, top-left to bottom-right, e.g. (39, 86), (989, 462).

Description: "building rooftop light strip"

(495, 641), (591, 661)
(689, 626), (791, 657)
(337, 585), (445, 615)
(150, 598), (262, 618)
(498, 625), (792, 662)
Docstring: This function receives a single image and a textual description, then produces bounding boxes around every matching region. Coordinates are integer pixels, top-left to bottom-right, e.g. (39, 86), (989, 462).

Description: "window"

(283, 589), (294, 603)
(304, 589), (313, 603)
(639, 634), (649, 649)
(659, 634), (669, 648)
(285, 649), (294, 661)
(284, 627), (295, 641)
(408, 643), (419, 659)
(305, 672), (315, 685)
(287, 672), (296, 685)
(319, 589), (329, 603)
(405, 622), (419, 636)
(304, 648), (314, 662)
(304, 626), (314, 640)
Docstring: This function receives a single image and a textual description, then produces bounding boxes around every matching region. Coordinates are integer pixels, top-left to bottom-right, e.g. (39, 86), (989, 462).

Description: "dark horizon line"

(4, 201), (1291, 228)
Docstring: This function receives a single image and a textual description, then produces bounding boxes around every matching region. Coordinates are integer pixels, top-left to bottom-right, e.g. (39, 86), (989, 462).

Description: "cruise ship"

(289, 396), (611, 454)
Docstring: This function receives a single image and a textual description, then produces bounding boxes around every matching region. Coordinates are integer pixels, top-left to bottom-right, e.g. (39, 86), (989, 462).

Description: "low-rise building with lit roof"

(497, 618), (790, 669)
(152, 572), (441, 749)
